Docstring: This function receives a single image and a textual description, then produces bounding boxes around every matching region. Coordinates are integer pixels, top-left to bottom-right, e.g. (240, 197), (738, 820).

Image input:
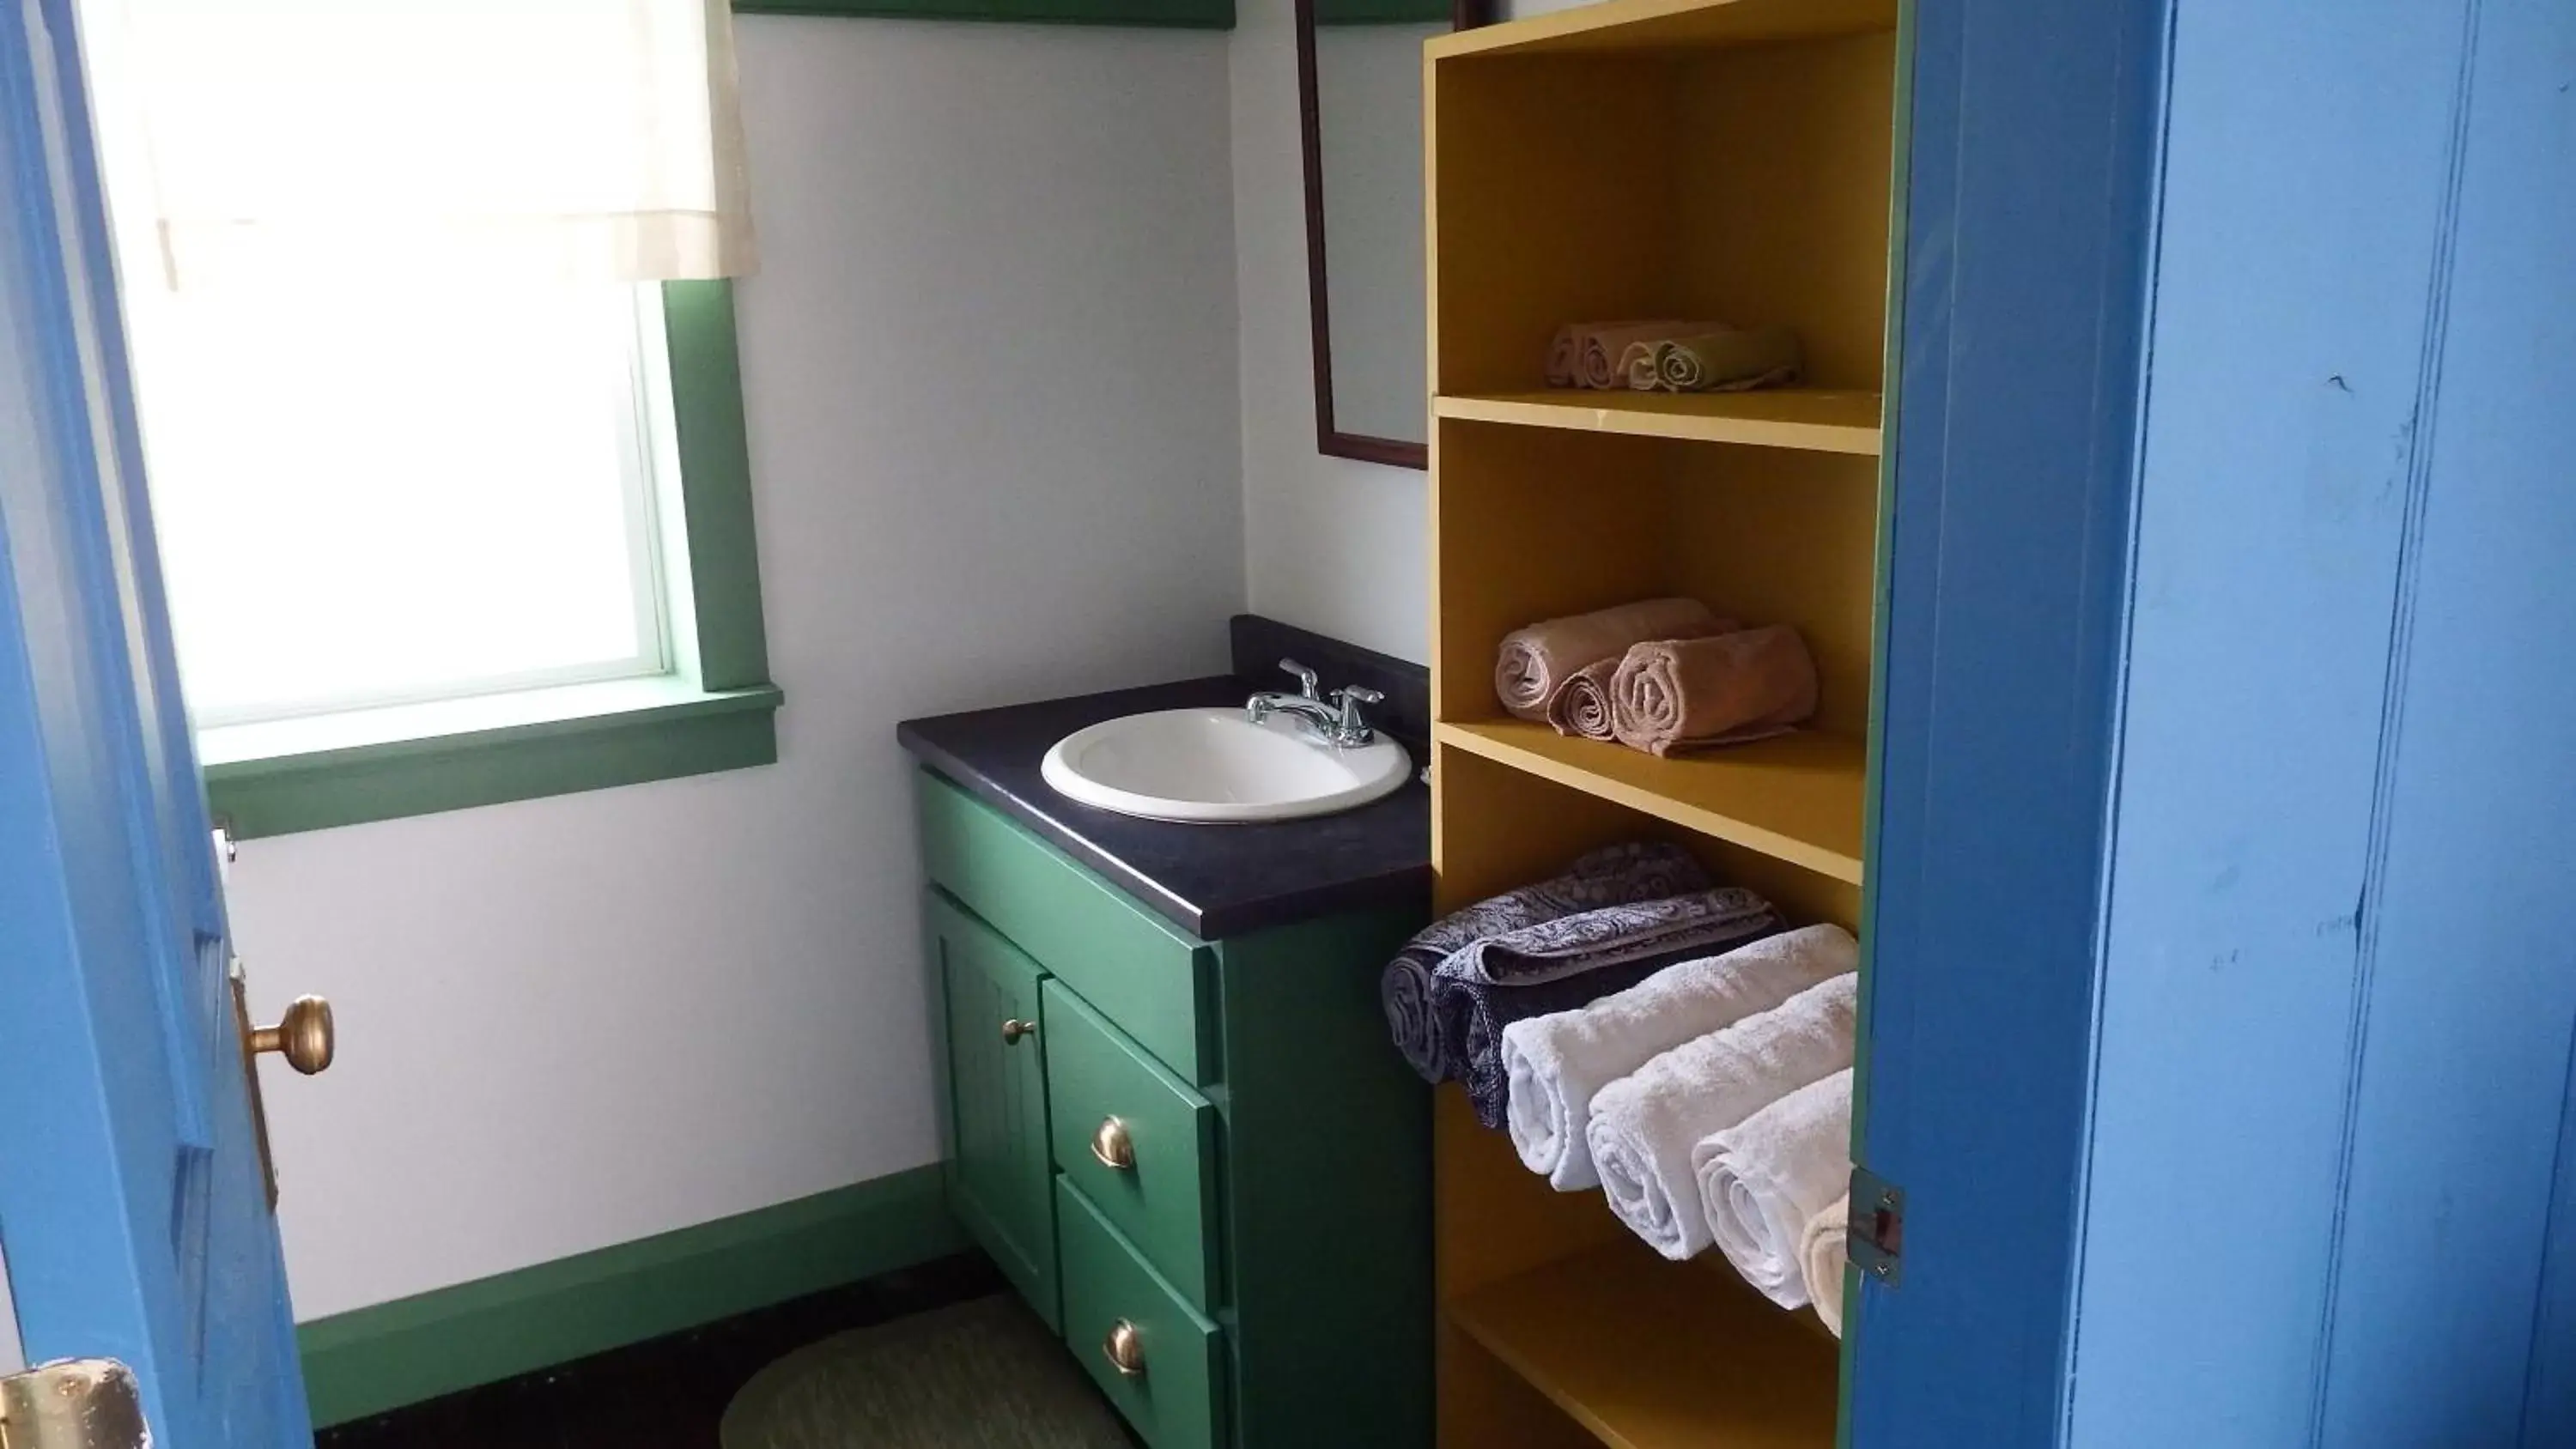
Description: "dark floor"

(315, 1253), (1007, 1449)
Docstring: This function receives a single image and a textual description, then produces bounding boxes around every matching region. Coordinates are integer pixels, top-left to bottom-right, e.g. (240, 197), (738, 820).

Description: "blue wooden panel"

(2064, 4), (2476, 1445)
(0, 1), (308, 1443)
(1849, 1), (2168, 1444)
(1863, 3), (2576, 1444)
(2529, 1036), (2576, 1441)
(2066, 2), (2576, 1446)
(2317, 2), (2576, 1442)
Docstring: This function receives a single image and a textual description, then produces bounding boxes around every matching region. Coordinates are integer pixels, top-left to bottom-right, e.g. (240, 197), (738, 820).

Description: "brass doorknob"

(1090, 1117), (1135, 1171)
(251, 995), (335, 1075)
(1001, 1018), (1037, 1046)
(1103, 1319), (1145, 1379)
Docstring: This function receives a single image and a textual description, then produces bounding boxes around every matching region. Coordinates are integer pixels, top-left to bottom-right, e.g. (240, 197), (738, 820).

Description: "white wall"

(0, 1236), (21, 1373)
(1230, 0), (1428, 663)
(228, 14), (1242, 1321)
(1229, 0), (1583, 664)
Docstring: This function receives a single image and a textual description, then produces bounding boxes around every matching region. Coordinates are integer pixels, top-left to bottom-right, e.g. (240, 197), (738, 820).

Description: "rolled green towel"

(1656, 326), (1804, 392)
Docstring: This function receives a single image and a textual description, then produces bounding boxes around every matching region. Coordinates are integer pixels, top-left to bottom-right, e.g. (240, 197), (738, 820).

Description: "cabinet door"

(928, 890), (1058, 1330)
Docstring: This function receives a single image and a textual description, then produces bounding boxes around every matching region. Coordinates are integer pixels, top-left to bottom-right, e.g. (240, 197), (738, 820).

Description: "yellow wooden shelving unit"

(1436, 720), (1867, 886)
(1449, 1242), (1844, 1449)
(1433, 390), (1884, 455)
(1423, 0), (1900, 1439)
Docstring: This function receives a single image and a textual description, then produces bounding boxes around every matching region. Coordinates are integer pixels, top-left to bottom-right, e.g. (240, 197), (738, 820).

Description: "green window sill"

(202, 676), (783, 840)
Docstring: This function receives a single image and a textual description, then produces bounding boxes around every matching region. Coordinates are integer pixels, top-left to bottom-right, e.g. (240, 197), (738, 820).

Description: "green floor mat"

(720, 1295), (1136, 1449)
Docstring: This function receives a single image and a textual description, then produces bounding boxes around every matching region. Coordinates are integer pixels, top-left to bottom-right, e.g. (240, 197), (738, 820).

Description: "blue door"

(1855, 1), (2576, 1445)
(0, 1), (312, 1444)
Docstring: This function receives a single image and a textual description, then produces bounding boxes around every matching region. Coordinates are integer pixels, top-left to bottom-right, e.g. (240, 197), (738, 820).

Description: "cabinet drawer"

(1043, 979), (1220, 1308)
(1058, 1178), (1224, 1449)
(916, 770), (1213, 1080)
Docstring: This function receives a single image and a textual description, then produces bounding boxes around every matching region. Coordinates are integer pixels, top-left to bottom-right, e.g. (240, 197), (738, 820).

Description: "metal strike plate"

(1848, 1167), (1904, 1286)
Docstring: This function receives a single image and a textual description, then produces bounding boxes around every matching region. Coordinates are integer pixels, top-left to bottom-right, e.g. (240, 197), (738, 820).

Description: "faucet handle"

(1329, 685), (1384, 744)
(1279, 658), (1321, 699)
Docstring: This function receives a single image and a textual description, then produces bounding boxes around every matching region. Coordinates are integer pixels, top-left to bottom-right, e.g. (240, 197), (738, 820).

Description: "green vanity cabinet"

(1043, 979), (1222, 1307)
(926, 889), (1059, 1331)
(1060, 1178), (1225, 1449)
(915, 767), (1433, 1449)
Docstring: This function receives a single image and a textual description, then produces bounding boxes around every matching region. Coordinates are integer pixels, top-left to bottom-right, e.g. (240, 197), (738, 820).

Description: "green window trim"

(203, 280), (780, 840)
(733, 0), (1234, 30)
(663, 281), (772, 694)
(1312, 0), (1449, 25)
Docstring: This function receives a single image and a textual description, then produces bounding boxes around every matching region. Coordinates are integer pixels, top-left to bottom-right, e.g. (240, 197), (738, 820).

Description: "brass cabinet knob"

(1090, 1117), (1135, 1171)
(251, 994), (335, 1076)
(1103, 1319), (1146, 1379)
(1001, 1018), (1037, 1046)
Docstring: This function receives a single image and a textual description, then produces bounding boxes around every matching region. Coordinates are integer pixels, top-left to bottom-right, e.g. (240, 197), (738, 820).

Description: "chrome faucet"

(1247, 658), (1382, 749)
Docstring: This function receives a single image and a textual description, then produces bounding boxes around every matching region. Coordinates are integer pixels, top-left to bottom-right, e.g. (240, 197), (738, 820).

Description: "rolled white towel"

(1803, 1192), (1850, 1337)
(1583, 972), (1857, 1260)
(1503, 925), (1856, 1191)
(1692, 1067), (1853, 1307)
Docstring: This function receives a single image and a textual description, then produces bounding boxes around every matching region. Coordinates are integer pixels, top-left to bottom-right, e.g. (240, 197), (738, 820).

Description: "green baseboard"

(733, 0), (1234, 28)
(297, 1165), (964, 1428)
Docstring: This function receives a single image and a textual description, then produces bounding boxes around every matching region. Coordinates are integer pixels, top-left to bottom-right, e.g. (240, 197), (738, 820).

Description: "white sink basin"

(1041, 707), (1412, 823)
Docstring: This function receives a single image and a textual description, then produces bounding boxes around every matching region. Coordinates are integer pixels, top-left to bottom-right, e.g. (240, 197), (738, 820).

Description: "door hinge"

(1848, 1167), (1904, 1286)
(0, 1360), (149, 1449)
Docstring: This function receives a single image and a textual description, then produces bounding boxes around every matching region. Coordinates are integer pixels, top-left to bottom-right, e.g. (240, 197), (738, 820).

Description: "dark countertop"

(897, 676), (1432, 940)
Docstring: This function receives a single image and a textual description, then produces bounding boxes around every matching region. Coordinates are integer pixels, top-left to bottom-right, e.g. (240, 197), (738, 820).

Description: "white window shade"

(88, 0), (756, 288)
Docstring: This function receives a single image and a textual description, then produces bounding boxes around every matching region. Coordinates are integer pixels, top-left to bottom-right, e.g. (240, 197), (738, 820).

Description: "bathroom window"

(76, 0), (778, 838)
(116, 275), (681, 727)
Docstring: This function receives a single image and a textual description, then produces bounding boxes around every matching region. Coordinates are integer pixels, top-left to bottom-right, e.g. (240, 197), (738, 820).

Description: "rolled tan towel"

(1802, 1191), (1850, 1337)
(1543, 657), (1622, 739)
(1494, 598), (1730, 722)
(1617, 341), (1664, 391)
(1578, 321), (1704, 389)
(1609, 626), (1820, 755)
(1545, 324), (1584, 388)
(1657, 326), (1805, 393)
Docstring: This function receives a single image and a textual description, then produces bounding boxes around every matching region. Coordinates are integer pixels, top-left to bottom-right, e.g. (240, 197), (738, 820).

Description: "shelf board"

(1426, 0), (1893, 60)
(1434, 720), (1865, 885)
(1435, 391), (1882, 456)
(1449, 1241), (1841, 1449)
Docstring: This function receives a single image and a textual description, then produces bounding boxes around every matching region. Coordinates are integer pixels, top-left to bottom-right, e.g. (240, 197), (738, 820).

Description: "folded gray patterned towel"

(1432, 888), (1783, 1129)
(1379, 841), (1710, 1082)
(1442, 887), (1777, 985)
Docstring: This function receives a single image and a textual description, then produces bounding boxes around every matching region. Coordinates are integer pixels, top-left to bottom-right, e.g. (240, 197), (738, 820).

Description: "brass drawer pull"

(1103, 1319), (1146, 1379)
(1091, 1116), (1135, 1171)
(1001, 1018), (1036, 1046)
